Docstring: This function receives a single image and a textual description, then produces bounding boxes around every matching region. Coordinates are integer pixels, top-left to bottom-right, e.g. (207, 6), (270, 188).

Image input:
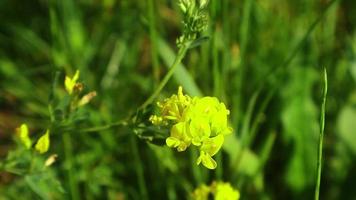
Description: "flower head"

(150, 86), (232, 169)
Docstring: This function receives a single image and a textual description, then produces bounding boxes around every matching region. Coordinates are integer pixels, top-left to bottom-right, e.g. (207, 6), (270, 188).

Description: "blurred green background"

(0, 0), (356, 199)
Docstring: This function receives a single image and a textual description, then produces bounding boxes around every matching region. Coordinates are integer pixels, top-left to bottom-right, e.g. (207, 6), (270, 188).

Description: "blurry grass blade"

(9, 26), (51, 57)
(61, 0), (86, 58)
(224, 134), (259, 178)
(49, 0), (68, 69)
(101, 40), (126, 89)
(337, 105), (356, 154)
(314, 68), (328, 200)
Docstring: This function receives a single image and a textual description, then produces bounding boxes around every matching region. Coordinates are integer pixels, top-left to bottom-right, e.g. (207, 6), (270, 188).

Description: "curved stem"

(139, 45), (189, 110)
(81, 43), (189, 133)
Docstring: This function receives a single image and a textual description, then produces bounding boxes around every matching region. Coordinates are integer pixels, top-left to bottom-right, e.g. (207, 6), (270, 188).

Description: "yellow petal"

(72, 70), (80, 83)
(166, 137), (180, 148)
(35, 129), (50, 154)
(17, 123), (32, 149)
(200, 134), (224, 156)
(65, 70), (80, 94)
(197, 151), (217, 169)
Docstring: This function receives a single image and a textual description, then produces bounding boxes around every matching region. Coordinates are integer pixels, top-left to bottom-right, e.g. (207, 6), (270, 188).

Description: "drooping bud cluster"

(192, 181), (240, 200)
(150, 86), (232, 169)
(176, 0), (209, 48)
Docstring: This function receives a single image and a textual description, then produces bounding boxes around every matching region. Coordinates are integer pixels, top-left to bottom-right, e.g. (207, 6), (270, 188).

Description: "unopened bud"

(78, 91), (97, 106)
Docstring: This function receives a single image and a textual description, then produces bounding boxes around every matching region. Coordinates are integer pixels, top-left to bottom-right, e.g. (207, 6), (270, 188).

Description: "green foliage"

(0, 0), (355, 199)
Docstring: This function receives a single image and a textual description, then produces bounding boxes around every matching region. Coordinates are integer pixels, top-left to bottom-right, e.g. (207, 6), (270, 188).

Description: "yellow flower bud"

(65, 70), (80, 94)
(35, 129), (50, 154)
(16, 123), (32, 149)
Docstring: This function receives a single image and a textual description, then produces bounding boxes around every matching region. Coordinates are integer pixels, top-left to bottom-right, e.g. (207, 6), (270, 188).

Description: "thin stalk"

(130, 136), (148, 200)
(140, 45), (189, 110)
(314, 68), (328, 200)
(80, 120), (128, 133)
(63, 133), (80, 200)
(232, 0), (253, 126)
(147, 0), (160, 84)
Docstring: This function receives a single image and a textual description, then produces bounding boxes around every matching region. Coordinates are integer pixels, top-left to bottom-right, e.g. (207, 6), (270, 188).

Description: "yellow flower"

(192, 181), (240, 200)
(150, 86), (232, 169)
(212, 182), (240, 200)
(191, 184), (210, 200)
(150, 86), (191, 125)
(35, 129), (50, 154)
(65, 70), (80, 94)
(16, 123), (32, 149)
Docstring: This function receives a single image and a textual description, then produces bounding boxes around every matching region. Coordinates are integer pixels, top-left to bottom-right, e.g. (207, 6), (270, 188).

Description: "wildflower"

(16, 123), (32, 149)
(65, 70), (80, 94)
(150, 86), (232, 169)
(212, 182), (240, 200)
(192, 181), (240, 200)
(35, 129), (50, 154)
(191, 184), (210, 200)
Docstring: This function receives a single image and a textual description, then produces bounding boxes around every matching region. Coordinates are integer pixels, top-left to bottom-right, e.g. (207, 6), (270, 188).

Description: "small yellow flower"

(192, 181), (240, 200)
(150, 86), (232, 169)
(212, 182), (240, 200)
(35, 129), (50, 154)
(65, 70), (80, 94)
(191, 184), (210, 200)
(16, 123), (32, 149)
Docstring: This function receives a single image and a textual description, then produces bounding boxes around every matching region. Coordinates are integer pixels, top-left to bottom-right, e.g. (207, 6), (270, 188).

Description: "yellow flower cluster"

(16, 123), (50, 154)
(192, 181), (240, 200)
(150, 86), (232, 169)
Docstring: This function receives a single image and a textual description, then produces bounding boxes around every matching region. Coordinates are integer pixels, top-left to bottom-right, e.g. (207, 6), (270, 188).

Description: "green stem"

(130, 136), (148, 200)
(80, 120), (128, 133)
(147, 0), (160, 84)
(314, 68), (328, 200)
(81, 40), (189, 134)
(63, 133), (80, 200)
(139, 45), (189, 110)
